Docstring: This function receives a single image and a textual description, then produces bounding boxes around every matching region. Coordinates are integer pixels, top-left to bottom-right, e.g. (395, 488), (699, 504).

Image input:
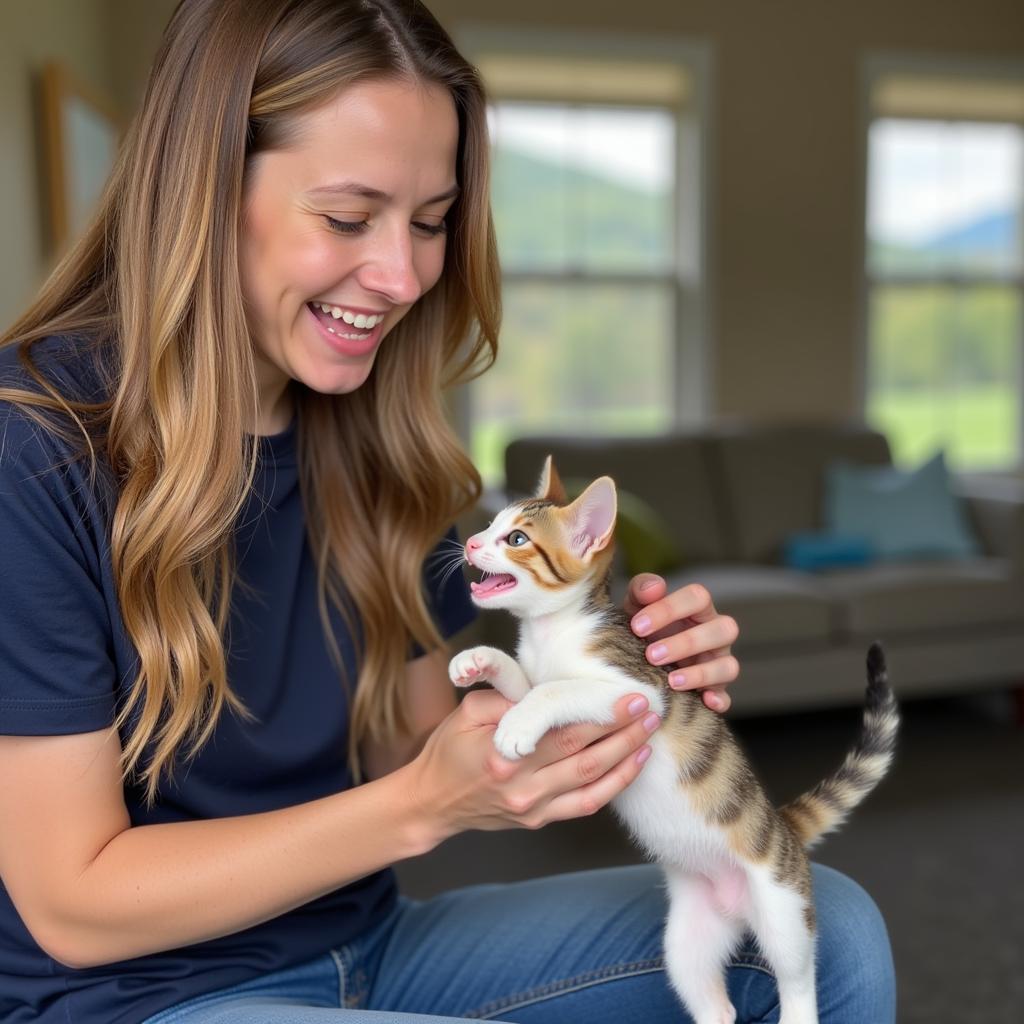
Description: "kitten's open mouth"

(470, 573), (517, 599)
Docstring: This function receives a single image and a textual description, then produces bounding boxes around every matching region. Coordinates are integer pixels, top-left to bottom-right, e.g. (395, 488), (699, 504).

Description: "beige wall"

(4, 0), (1023, 425)
(0, 0), (116, 331)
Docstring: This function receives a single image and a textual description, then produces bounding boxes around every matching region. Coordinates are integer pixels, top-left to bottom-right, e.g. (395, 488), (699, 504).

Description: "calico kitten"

(448, 457), (899, 1024)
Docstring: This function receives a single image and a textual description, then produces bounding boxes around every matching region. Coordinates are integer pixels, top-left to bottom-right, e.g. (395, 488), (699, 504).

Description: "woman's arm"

(0, 686), (655, 971)
(0, 728), (435, 971)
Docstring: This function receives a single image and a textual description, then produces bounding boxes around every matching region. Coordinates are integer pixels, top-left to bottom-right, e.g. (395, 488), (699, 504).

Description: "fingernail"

(628, 696), (649, 715)
(640, 579), (660, 592)
(643, 712), (661, 733)
(669, 672), (687, 689)
(636, 745), (652, 765)
(648, 643), (668, 664)
(705, 692), (723, 710)
(633, 615), (652, 636)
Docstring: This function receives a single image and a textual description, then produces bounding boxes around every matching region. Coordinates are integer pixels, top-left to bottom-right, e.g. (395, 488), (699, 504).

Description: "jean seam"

(466, 958), (664, 1019)
(327, 947), (347, 1009)
(465, 954), (778, 1019)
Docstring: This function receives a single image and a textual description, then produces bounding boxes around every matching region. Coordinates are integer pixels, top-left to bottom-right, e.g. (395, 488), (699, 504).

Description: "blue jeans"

(141, 863), (894, 1024)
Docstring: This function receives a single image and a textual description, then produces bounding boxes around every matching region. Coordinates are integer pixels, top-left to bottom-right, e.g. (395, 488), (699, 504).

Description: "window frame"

(858, 52), (1024, 476)
(453, 24), (715, 467)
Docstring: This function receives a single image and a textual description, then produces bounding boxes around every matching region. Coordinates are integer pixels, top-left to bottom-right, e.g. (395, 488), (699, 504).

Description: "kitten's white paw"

(493, 705), (546, 760)
(448, 646), (501, 688)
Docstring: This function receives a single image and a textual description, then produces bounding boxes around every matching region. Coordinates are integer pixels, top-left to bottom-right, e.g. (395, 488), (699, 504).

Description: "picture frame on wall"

(39, 61), (121, 256)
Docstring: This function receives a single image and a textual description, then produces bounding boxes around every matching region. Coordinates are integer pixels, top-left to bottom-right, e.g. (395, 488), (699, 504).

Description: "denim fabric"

(141, 863), (895, 1024)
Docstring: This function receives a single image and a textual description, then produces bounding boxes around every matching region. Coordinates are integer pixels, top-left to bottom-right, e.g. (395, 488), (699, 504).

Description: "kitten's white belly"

(612, 733), (733, 871)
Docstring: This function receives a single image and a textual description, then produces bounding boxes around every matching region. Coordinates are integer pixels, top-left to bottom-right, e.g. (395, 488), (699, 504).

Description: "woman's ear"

(535, 455), (568, 504)
(565, 476), (617, 558)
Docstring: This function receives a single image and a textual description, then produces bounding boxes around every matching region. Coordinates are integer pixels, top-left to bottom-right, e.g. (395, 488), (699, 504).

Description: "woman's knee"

(812, 863), (896, 1023)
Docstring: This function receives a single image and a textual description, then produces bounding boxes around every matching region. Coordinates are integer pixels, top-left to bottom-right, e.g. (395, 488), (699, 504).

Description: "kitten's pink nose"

(466, 535), (483, 555)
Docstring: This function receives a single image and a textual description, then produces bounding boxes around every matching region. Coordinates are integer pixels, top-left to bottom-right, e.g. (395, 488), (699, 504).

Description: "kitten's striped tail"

(780, 643), (899, 848)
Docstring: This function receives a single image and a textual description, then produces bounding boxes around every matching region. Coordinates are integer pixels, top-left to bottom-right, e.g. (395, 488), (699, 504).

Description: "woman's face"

(239, 76), (460, 431)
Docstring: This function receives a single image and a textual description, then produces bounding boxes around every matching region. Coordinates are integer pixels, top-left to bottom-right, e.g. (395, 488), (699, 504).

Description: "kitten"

(449, 457), (898, 1024)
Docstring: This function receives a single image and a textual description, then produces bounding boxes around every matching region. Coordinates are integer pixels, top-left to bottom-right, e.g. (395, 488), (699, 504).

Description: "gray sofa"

(457, 422), (1024, 715)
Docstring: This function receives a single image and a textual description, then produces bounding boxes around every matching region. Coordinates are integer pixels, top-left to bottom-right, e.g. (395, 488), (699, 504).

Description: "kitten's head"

(464, 457), (617, 618)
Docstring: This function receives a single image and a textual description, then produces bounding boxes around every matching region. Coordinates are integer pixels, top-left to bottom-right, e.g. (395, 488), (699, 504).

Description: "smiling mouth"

(306, 302), (383, 338)
(470, 573), (517, 599)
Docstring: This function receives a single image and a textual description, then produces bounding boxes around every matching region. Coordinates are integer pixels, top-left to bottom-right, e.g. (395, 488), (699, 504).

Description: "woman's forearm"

(49, 762), (436, 970)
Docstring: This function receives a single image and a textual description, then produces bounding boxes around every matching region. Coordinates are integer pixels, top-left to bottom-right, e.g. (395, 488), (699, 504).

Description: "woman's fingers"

(701, 685), (732, 713)
(528, 693), (652, 768)
(666, 652), (740, 691)
(642, 616), (739, 669)
(630, 582), (720, 640)
(533, 734), (654, 826)
(623, 574), (667, 618)
(533, 702), (660, 796)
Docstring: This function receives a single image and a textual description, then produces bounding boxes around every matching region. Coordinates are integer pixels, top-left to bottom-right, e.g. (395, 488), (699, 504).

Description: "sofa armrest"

(956, 478), (1024, 574)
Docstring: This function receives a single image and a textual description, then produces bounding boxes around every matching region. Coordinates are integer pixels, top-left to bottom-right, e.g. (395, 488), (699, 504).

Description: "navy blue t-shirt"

(0, 336), (476, 1024)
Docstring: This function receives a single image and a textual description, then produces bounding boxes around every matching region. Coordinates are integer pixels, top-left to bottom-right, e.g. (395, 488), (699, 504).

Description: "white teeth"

(313, 302), (383, 327)
(326, 327), (371, 340)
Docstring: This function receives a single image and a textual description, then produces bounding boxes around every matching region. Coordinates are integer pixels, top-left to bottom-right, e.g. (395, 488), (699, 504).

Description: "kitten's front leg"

(493, 679), (620, 760)
(448, 645), (532, 702)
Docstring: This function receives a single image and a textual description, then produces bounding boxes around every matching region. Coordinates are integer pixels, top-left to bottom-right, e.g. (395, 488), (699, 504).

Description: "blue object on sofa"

(783, 531), (874, 571)
(824, 450), (980, 561)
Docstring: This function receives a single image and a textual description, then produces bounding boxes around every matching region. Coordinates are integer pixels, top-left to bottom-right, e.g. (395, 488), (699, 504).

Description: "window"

(458, 34), (711, 484)
(863, 63), (1024, 471)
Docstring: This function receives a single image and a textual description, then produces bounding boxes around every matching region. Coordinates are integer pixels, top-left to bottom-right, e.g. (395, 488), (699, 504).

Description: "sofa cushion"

(823, 558), (1024, 636)
(711, 423), (892, 562)
(825, 451), (980, 561)
(505, 434), (729, 564)
(664, 564), (834, 649)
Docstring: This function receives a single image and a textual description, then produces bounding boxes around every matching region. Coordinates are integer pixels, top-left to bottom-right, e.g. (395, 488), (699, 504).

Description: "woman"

(0, 1), (894, 1022)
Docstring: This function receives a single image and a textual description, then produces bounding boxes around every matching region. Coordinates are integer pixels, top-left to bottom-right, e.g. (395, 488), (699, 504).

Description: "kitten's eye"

(506, 530), (530, 548)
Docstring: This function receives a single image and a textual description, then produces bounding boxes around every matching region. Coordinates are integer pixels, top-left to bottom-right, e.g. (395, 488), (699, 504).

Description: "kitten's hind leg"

(746, 864), (818, 1024)
(448, 645), (532, 702)
(663, 867), (742, 1024)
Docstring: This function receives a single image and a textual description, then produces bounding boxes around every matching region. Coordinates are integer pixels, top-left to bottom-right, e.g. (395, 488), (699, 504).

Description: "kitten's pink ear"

(536, 455), (568, 504)
(566, 477), (617, 559)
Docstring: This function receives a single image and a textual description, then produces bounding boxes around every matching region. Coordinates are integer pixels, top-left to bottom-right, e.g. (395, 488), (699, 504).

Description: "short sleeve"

(0, 406), (118, 734)
(411, 524), (477, 659)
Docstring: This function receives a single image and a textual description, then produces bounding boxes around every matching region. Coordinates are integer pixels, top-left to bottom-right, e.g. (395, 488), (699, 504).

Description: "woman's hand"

(625, 575), (740, 713)
(405, 688), (659, 844)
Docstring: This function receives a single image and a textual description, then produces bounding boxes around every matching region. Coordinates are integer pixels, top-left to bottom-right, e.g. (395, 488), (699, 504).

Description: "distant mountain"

(871, 208), (1019, 273)
(921, 210), (1017, 254)
(491, 145), (673, 271)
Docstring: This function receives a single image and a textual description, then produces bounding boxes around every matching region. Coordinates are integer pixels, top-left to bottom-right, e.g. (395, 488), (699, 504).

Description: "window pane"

(489, 103), (675, 273)
(472, 282), (675, 484)
(867, 119), (1024, 277)
(867, 284), (1021, 468)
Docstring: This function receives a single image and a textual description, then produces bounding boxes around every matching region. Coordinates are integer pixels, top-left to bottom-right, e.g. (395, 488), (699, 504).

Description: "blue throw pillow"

(783, 531), (874, 572)
(824, 451), (980, 561)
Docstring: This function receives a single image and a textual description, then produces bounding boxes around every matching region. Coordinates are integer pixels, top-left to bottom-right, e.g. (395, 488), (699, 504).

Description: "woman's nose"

(359, 226), (423, 306)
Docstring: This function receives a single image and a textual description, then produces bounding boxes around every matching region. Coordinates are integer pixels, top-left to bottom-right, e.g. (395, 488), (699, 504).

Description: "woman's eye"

(324, 216), (366, 235)
(414, 221), (448, 237)
(506, 530), (529, 547)
(323, 216), (447, 237)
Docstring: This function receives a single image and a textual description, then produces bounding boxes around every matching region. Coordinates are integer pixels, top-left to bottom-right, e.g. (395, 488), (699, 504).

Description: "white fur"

(448, 645), (531, 702)
(454, 508), (822, 1024)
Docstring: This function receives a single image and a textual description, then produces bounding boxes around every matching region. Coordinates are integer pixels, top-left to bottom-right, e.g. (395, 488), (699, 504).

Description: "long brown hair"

(0, 0), (500, 805)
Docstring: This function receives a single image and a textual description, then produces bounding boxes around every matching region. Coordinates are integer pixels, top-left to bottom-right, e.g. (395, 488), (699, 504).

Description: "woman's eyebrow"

(305, 181), (460, 204)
